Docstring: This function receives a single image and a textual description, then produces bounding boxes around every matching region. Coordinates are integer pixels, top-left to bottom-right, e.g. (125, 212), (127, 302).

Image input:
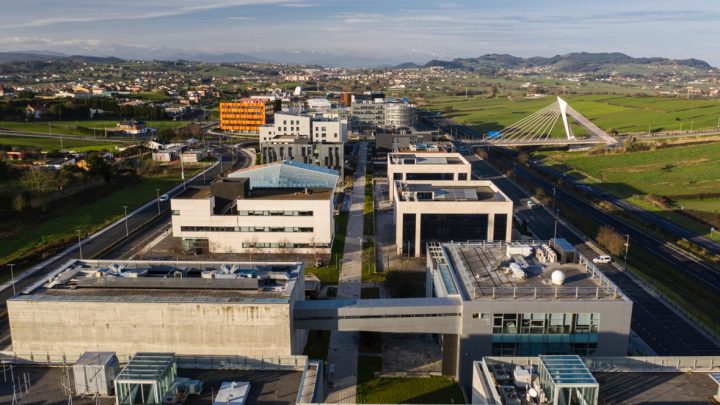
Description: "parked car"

(159, 194), (170, 202)
(593, 255), (612, 264)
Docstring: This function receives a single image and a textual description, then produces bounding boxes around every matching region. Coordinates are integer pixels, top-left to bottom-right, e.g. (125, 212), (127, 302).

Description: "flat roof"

(176, 187), (212, 199)
(595, 372), (718, 404)
(389, 152), (468, 165)
(0, 366), (302, 405)
(433, 242), (623, 301)
(15, 259), (303, 303)
(397, 183), (504, 202)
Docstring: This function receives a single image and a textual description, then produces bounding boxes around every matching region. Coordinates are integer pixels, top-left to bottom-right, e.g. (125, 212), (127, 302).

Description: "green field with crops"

(425, 94), (720, 136)
(0, 135), (121, 152)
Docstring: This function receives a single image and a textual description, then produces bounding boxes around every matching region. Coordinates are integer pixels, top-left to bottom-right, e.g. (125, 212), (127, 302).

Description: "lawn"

(424, 94), (720, 136)
(0, 120), (192, 136)
(357, 356), (464, 404)
(534, 142), (720, 240)
(0, 171), (194, 269)
(362, 240), (384, 282)
(0, 135), (122, 152)
(305, 212), (349, 284)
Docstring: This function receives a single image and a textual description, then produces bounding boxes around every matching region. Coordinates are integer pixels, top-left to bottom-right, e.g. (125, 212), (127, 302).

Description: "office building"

(172, 161), (339, 254)
(259, 112), (347, 176)
(427, 240), (632, 389)
(350, 101), (416, 129)
(394, 180), (513, 256)
(8, 259), (308, 359)
(387, 152), (473, 202)
(219, 98), (280, 133)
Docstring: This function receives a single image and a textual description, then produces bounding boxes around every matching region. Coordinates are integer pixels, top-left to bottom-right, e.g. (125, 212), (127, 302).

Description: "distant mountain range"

(0, 50), (715, 72)
(394, 52), (714, 72)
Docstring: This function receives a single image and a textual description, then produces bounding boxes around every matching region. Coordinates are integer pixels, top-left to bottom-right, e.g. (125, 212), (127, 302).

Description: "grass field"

(425, 94), (720, 136)
(534, 142), (720, 241)
(0, 171), (194, 269)
(305, 212), (349, 284)
(0, 120), (192, 137)
(0, 135), (121, 152)
(357, 355), (464, 404)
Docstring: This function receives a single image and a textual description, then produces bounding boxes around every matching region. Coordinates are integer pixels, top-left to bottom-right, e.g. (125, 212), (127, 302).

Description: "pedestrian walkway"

(325, 142), (366, 403)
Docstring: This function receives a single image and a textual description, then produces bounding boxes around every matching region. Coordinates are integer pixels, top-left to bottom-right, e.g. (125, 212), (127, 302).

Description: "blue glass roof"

(540, 355), (598, 386)
(228, 161), (339, 189)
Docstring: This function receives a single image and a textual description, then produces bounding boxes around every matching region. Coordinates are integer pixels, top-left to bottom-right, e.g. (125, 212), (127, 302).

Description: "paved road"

(0, 145), (250, 345)
(325, 142), (366, 403)
(469, 154), (720, 356)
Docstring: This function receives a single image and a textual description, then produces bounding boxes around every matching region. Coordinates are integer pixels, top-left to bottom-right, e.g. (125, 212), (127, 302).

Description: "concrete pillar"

(506, 210), (513, 241)
(414, 213), (422, 257)
(487, 214), (495, 242)
(396, 212), (404, 255)
(441, 333), (460, 379)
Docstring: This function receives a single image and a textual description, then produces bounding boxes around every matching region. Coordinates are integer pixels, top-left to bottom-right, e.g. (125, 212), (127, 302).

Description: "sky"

(0, 0), (719, 66)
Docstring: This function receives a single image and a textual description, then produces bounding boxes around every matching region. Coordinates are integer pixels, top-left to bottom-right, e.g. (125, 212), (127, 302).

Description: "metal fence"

(483, 356), (720, 372)
(473, 286), (618, 300)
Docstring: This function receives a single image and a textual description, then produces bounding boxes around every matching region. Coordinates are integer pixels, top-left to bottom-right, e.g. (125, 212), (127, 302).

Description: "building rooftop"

(475, 356), (720, 405)
(14, 259), (304, 304)
(389, 152), (468, 165)
(228, 161), (339, 189)
(397, 183), (505, 202)
(429, 241), (625, 301)
(176, 186), (212, 199)
(0, 365), (304, 405)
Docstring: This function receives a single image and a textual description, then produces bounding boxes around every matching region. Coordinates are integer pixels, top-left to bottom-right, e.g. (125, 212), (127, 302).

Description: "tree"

(475, 148), (488, 160)
(21, 166), (54, 192)
(85, 154), (113, 183)
(516, 152), (529, 166)
(596, 226), (626, 257)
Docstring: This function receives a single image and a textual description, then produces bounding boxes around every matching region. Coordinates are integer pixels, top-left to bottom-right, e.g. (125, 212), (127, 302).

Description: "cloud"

(281, 2), (318, 7)
(228, 16), (253, 20)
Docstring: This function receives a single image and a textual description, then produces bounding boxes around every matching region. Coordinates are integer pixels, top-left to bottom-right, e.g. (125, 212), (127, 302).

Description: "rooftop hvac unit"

(509, 263), (526, 280)
(73, 352), (120, 397)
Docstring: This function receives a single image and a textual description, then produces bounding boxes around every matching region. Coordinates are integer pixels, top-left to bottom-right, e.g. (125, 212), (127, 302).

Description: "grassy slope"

(0, 120), (191, 136)
(0, 136), (121, 152)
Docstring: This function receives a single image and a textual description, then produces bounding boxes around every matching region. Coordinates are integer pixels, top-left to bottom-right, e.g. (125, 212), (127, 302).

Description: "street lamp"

(8, 263), (16, 295)
(624, 234), (630, 263)
(155, 189), (161, 215)
(76, 229), (83, 260)
(123, 205), (129, 237)
(552, 187), (556, 209)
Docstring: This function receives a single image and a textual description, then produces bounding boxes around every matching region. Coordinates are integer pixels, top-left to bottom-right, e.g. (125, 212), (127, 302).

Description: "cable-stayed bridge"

(461, 97), (618, 147)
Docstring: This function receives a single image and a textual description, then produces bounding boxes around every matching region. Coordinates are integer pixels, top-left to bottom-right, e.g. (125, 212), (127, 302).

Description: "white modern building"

(171, 161), (339, 254)
(394, 180), (513, 257)
(350, 101), (417, 129)
(387, 152), (473, 202)
(260, 112), (347, 176)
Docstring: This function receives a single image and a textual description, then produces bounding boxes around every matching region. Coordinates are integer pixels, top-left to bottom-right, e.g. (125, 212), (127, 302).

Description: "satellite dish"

(528, 388), (538, 398)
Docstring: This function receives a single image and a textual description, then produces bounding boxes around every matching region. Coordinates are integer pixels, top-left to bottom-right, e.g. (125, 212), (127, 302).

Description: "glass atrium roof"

(540, 355), (598, 386)
(116, 353), (176, 382)
(228, 161), (339, 189)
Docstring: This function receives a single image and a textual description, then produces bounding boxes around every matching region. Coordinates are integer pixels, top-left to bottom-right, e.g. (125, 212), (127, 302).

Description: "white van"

(593, 255), (612, 264)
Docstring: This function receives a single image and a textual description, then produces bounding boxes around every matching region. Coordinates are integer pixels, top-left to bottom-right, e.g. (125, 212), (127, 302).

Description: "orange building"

(219, 99), (279, 132)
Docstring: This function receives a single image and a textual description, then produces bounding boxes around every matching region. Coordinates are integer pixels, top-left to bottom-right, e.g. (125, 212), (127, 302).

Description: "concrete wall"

(8, 299), (297, 359)
(456, 298), (632, 390)
(387, 153), (473, 202)
(171, 195), (334, 254)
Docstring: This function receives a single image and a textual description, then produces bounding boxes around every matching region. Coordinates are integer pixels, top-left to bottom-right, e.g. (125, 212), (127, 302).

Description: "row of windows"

(237, 210), (313, 217)
(242, 242), (330, 249)
(490, 313), (601, 335)
(181, 226), (313, 233)
(491, 342), (597, 357)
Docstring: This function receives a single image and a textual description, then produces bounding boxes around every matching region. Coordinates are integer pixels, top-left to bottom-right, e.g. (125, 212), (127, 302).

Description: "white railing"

(473, 286), (617, 300)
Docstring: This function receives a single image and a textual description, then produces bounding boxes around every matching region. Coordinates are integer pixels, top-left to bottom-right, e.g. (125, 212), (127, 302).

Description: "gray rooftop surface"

(595, 372), (718, 404)
(0, 366), (302, 405)
(398, 184), (502, 202)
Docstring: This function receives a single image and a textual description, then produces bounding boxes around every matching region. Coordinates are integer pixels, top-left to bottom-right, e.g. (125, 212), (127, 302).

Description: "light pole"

(624, 234), (630, 263)
(8, 264), (16, 295)
(552, 187), (556, 209)
(180, 154), (186, 190)
(123, 205), (129, 237)
(553, 208), (560, 241)
(76, 230), (83, 260)
(155, 189), (161, 215)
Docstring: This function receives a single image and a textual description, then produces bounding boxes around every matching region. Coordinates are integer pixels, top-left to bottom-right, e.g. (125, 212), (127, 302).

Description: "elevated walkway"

(294, 297), (462, 334)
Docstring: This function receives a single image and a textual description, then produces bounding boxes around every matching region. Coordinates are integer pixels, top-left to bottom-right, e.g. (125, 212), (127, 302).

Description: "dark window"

(458, 173), (468, 180)
(493, 214), (508, 241)
(406, 172), (454, 181)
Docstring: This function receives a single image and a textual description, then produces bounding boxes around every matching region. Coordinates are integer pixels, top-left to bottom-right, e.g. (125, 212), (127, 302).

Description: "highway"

(0, 137), (254, 347)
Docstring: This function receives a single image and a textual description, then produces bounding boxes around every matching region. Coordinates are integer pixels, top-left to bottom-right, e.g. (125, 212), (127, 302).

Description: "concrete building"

(180, 149), (207, 163)
(427, 241), (632, 390)
(8, 259), (308, 360)
(172, 161), (339, 254)
(387, 152), (473, 203)
(259, 112), (347, 176)
(394, 180), (513, 256)
(376, 131), (435, 152)
(219, 99), (280, 133)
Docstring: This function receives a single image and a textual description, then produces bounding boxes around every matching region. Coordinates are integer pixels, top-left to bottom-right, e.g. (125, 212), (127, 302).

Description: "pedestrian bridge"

(293, 297), (462, 334)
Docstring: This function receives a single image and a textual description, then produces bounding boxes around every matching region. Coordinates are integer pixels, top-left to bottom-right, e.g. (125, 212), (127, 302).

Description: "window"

(171, 210), (180, 215)
(458, 173), (467, 181)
